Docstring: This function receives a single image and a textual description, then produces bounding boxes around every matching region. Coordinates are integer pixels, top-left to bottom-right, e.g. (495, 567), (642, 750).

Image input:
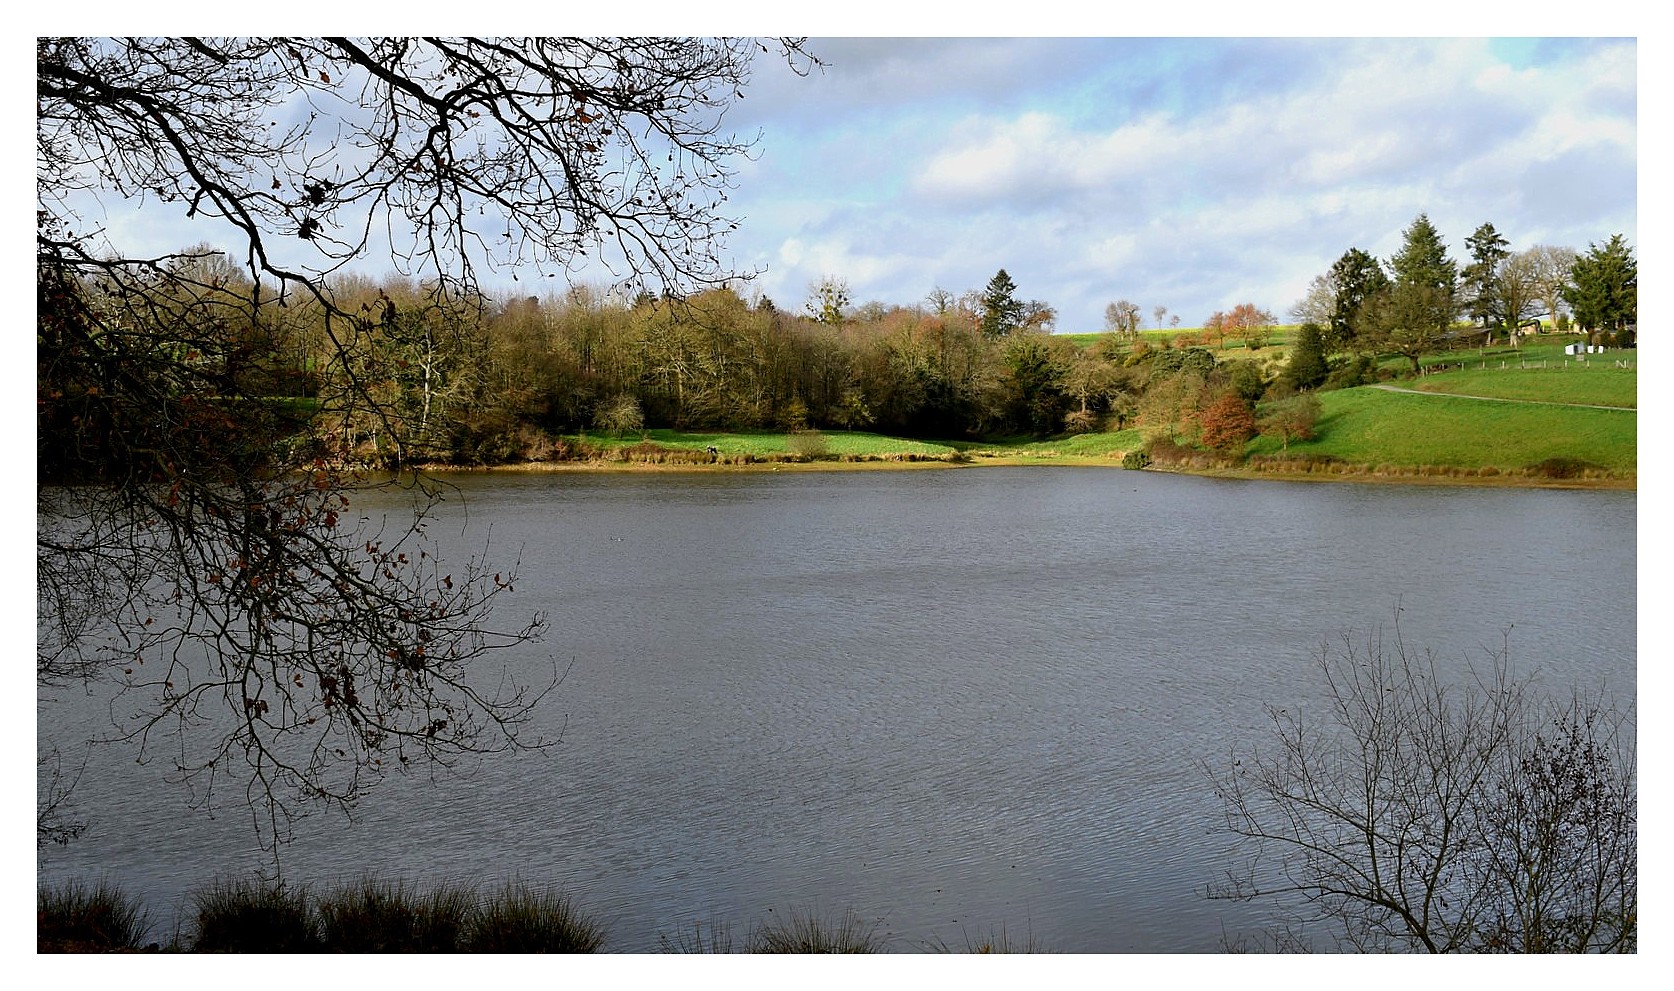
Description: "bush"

(1528, 456), (1604, 479)
(462, 881), (604, 953)
(317, 879), (473, 952)
(190, 878), (320, 952)
(747, 907), (885, 953)
(786, 429), (830, 459)
(38, 879), (151, 952)
(1323, 353), (1377, 391)
(1061, 408), (1098, 435)
(1197, 391), (1257, 455)
(593, 393), (644, 437)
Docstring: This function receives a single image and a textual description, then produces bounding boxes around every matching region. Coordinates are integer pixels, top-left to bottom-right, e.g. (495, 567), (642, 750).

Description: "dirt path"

(1370, 384), (1636, 412)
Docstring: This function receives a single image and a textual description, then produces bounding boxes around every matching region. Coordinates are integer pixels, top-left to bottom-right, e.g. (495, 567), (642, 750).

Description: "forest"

(39, 217), (1636, 479)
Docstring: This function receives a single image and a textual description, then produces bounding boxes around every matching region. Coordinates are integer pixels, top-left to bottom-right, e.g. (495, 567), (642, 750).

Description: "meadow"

(530, 335), (1633, 485)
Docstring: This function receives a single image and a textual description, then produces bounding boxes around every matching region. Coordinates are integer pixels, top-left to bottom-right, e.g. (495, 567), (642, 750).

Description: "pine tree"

(1375, 214), (1460, 374)
(1464, 222), (1511, 331)
(1326, 248), (1389, 352)
(1563, 235), (1637, 344)
(1284, 321), (1329, 391)
(980, 269), (1024, 339)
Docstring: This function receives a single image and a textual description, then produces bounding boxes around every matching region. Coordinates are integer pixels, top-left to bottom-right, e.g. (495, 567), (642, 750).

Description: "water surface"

(37, 468), (1636, 951)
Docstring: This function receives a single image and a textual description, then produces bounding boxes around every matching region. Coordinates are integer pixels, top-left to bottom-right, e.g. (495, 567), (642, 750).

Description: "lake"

(36, 467), (1637, 951)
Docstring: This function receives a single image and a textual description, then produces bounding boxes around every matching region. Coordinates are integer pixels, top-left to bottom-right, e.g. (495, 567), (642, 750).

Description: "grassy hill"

(533, 338), (1633, 486)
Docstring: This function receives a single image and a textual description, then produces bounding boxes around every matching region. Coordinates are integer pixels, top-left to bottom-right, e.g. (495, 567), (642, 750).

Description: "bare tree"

(1289, 272), (1336, 328)
(1207, 624), (1635, 952)
(1525, 244), (1579, 331)
(1495, 250), (1545, 350)
(37, 37), (815, 851)
(804, 275), (851, 325)
(1104, 299), (1141, 338)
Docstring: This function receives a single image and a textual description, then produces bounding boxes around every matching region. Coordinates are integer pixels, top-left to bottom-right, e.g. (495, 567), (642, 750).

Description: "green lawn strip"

(584, 429), (958, 459)
(1251, 386), (1636, 473)
(963, 428), (1142, 460)
(1059, 327), (1295, 355)
(1406, 356), (1636, 408)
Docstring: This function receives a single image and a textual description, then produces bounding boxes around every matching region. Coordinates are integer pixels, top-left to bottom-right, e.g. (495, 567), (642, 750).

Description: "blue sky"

(717, 36), (1637, 331)
(27, 25), (1640, 335)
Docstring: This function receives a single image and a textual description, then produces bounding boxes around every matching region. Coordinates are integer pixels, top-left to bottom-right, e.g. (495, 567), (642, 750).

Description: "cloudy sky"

(33, 26), (1639, 335)
(717, 36), (1637, 332)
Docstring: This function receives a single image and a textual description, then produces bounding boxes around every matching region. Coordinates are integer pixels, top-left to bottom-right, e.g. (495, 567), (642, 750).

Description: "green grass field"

(1060, 326), (1298, 355)
(1405, 346), (1636, 409)
(553, 334), (1634, 482)
(579, 428), (961, 459)
(1250, 385), (1637, 474)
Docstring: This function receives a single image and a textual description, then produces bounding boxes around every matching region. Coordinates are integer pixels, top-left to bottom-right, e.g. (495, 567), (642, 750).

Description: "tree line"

(1288, 215), (1636, 381)
(42, 253), (1324, 474)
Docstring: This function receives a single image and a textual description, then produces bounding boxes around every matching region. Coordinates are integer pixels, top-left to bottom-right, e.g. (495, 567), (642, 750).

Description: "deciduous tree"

(1256, 392), (1321, 450)
(1221, 303), (1276, 351)
(1524, 244), (1578, 332)
(36, 35), (815, 851)
(1289, 272), (1335, 329)
(1208, 626), (1635, 953)
(1104, 299), (1142, 338)
(804, 275), (852, 325)
(1494, 250), (1544, 350)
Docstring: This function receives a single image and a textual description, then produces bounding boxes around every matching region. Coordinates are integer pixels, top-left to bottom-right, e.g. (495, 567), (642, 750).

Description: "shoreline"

(414, 456), (1635, 491)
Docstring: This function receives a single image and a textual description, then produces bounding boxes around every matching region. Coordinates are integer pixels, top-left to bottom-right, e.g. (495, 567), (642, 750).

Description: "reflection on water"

(38, 468), (1635, 951)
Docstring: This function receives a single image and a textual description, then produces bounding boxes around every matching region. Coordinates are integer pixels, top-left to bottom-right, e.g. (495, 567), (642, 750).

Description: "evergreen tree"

(980, 269), (1024, 339)
(1463, 222), (1511, 331)
(1375, 214), (1460, 374)
(1563, 235), (1637, 344)
(1389, 213), (1459, 302)
(1326, 248), (1389, 352)
(1284, 321), (1330, 391)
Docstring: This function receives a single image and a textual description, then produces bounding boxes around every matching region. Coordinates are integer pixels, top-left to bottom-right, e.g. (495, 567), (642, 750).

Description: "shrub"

(786, 429), (830, 459)
(747, 907), (885, 953)
(1528, 457), (1604, 479)
(317, 879), (473, 952)
(1197, 391), (1257, 455)
(1121, 448), (1152, 470)
(462, 881), (604, 953)
(1061, 408), (1097, 434)
(1323, 353), (1377, 391)
(38, 879), (151, 952)
(593, 393), (644, 437)
(190, 878), (320, 952)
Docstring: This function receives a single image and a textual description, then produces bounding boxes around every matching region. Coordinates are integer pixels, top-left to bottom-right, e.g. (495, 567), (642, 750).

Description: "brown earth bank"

(414, 455), (1635, 490)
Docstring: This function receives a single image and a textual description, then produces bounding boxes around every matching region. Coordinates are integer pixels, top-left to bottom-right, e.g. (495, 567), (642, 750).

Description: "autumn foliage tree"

(1197, 390), (1257, 455)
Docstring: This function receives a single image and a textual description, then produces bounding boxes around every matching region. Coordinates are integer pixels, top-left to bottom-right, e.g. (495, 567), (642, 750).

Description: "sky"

(714, 36), (1637, 332)
(28, 26), (1640, 337)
